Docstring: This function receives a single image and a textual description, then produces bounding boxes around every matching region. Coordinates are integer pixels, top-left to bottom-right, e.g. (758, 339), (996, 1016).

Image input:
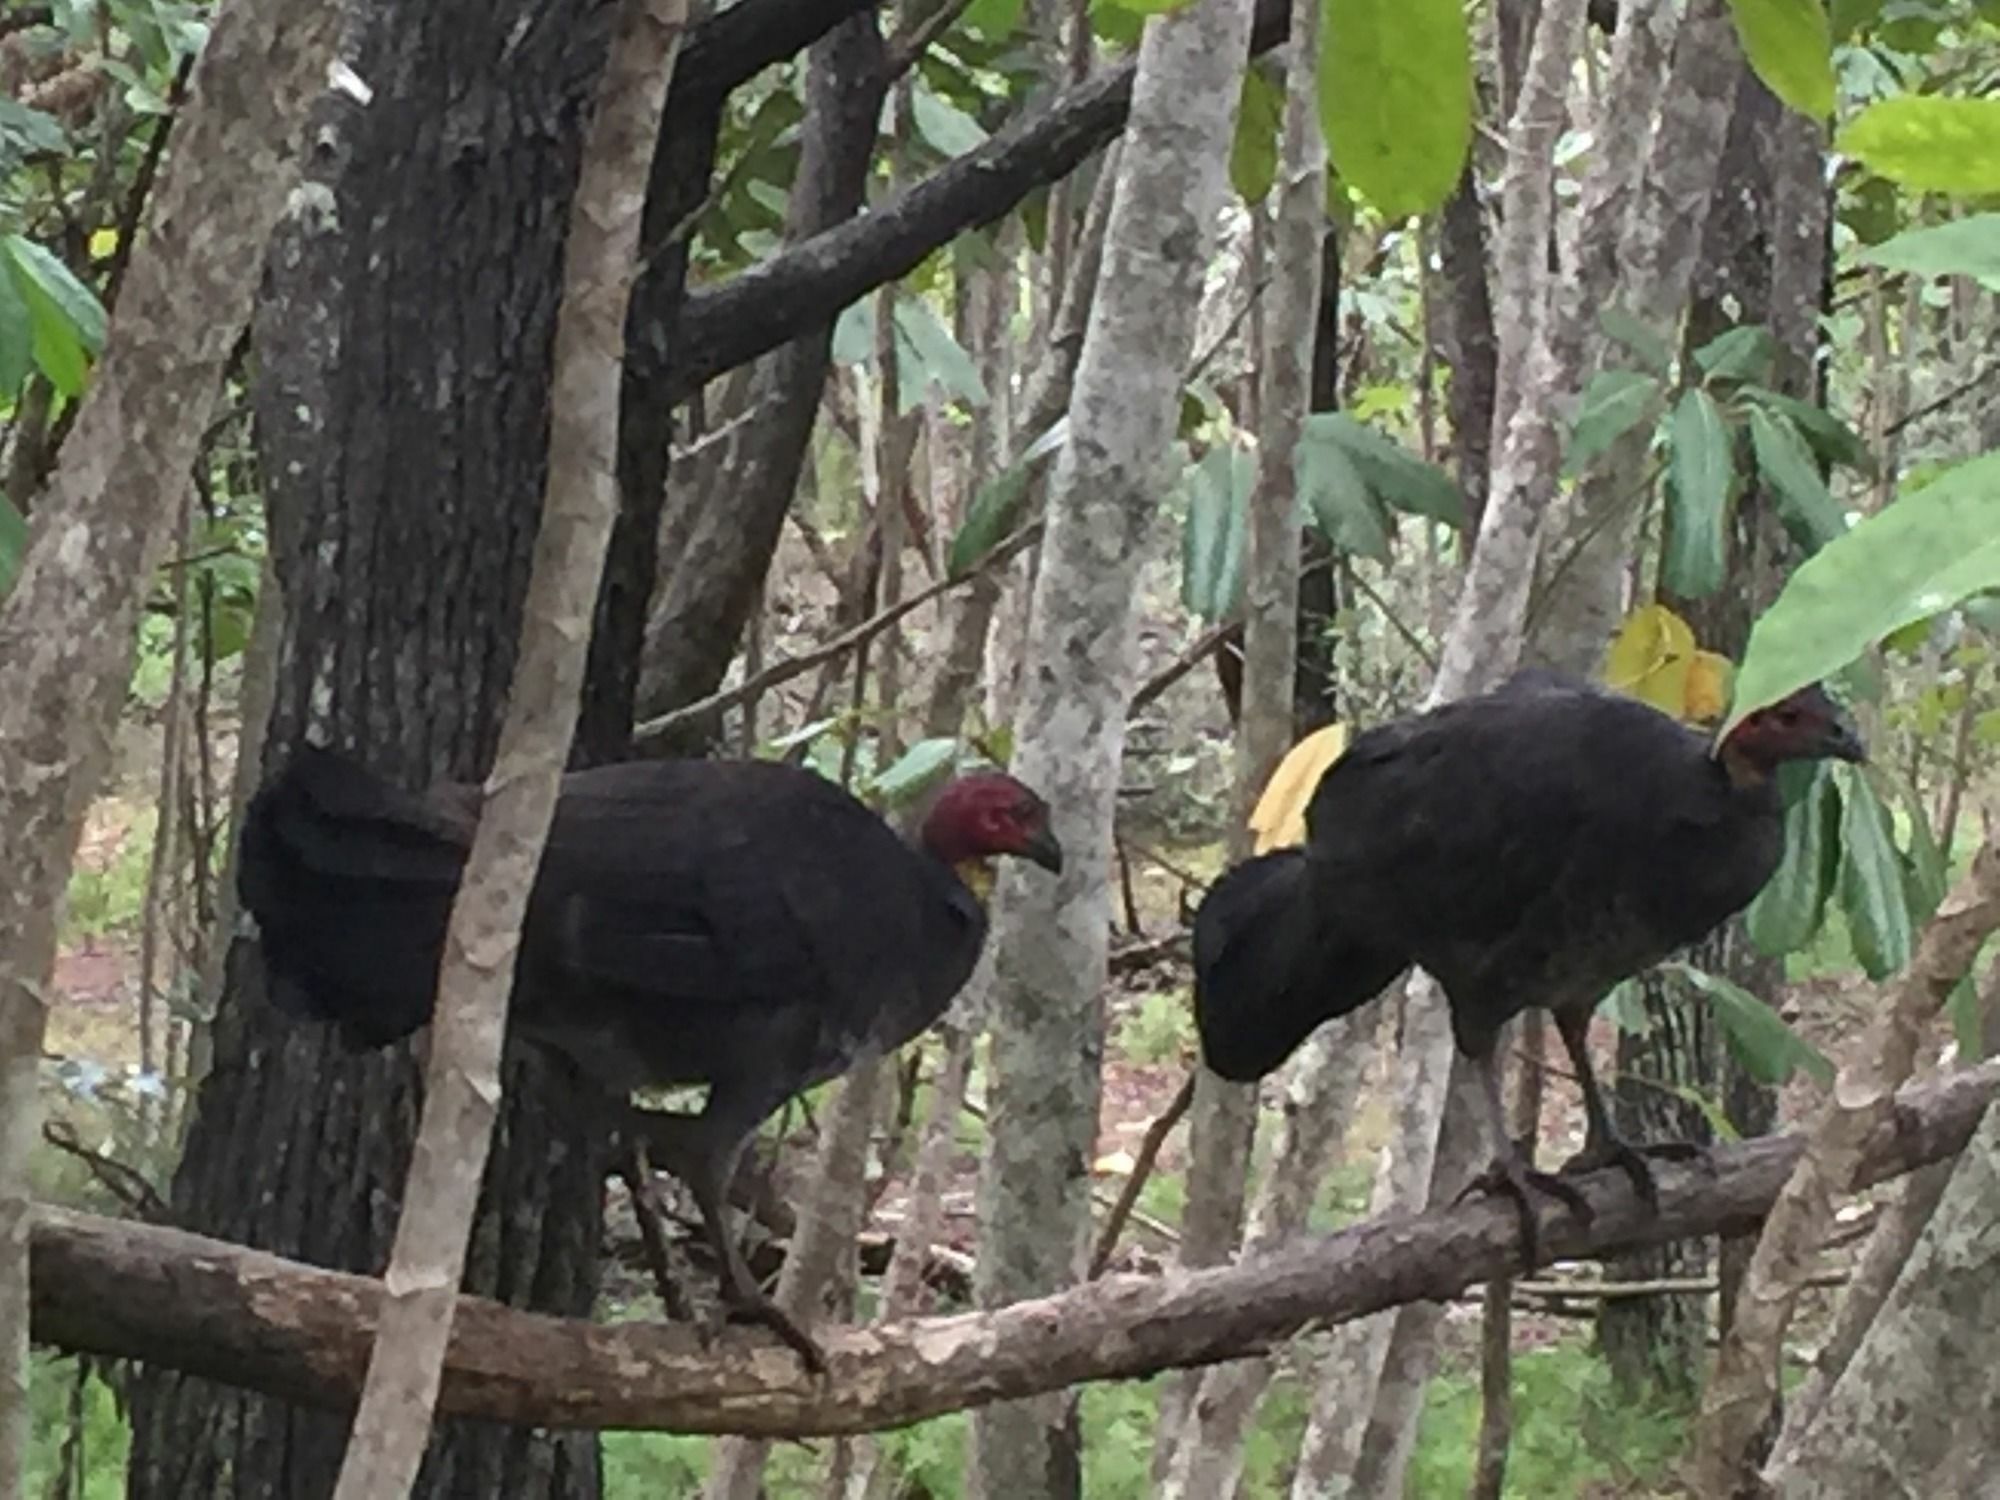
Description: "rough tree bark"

(329, 2), (688, 1492)
(968, 2), (1255, 1495)
(30, 1063), (2000, 1433)
(0, 0), (340, 1482)
(1764, 1084), (2000, 1496)
(1696, 831), (2000, 1494)
(123, 0), (636, 1490)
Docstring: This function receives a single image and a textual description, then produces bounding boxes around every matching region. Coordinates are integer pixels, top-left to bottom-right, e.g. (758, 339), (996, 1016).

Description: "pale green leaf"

(1320, 0), (1472, 220)
(1838, 98), (2000, 197)
(1566, 369), (1662, 475)
(1727, 0), (1835, 120)
(1230, 60), (1284, 205)
(1725, 450), (2000, 734)
(1181, 442), (1254, 620)
(870, 737), (961, 805)
(1670, 962), (1834, 1087)
(1856, 214), (2000, 282)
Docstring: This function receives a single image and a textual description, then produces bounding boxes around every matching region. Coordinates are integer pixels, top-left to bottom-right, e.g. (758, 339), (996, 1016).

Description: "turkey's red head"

(1719, 684), (1866, 778)
(921, 773), (1063, 874)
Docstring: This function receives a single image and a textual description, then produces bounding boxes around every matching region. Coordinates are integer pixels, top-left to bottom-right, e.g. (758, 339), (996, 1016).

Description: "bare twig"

(633, 520), (1042, 746)
(39, 1120), (167, 1222)
(1090, 1072), (1197, 1277)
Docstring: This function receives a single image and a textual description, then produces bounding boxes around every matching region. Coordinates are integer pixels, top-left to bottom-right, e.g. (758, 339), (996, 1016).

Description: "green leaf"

(910, 84), (988, 159)
(869, 737), (961, 805)
(831, 299), (875, 366)
(1295, 420), (1390, 561)
(1746, 763), (1838, 955)
(1600, 978), (1652, 1037)
(893, 297), (988, 410)
(1670, 963), (1834, 1087)
(1566, 369), (1662, 475)
(1726, 0), (1835, 120)
(0, 490), (25, 597)
(0, 97), (65, 170)
(1837, 765), (1915, 980)
(0, 264), (31, 394)
(1855, 214), (2000, 282)
(1887, 775), (1948, 924)
(1302, 412), (1465, 527)
(1320, 0), (1472, 221)
(1230, 60), (1284, 205)
(1829, 0), (1883, 43)
(3, 235), (106, 352)
(946, 418), (1066, 577)
(1837, 98), (2000, 198)
(1725, 450), (2000, 734)
(1180, 442), (1254, 620)
(1693, 324), (1776, 386)
(1663, 389), (1735, 597)
(1742, 388), (1871, 473)
(1748, 406), (1847, 553)
(1598, 307), (1675, 375)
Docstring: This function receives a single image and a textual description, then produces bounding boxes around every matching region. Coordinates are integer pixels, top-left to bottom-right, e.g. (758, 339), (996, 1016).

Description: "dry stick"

(327, 3), (690, 1493)
(30, 1060), (2000, 1434)
(1090, 1073), (1197, 1277)
(1694, 830), (2000, 1494)
(633, 520), (1042, 746)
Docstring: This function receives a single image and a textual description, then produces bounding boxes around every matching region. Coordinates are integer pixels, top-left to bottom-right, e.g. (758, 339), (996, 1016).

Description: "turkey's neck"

(953, 858), (996, 906)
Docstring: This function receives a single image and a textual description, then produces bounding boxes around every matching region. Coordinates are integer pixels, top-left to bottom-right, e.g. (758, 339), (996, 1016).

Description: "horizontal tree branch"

(659, 0), (1292, 400)
(32, 1062), (1997, 1437)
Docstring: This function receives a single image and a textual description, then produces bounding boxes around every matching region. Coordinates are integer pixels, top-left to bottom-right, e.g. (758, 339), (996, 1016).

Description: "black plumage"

(1194, 672), (1864, 1255)
(240, 746), (1062, 1363)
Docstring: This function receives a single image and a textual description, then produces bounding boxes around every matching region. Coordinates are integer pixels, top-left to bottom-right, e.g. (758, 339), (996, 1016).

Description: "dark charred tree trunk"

(128, 0), (624, 1493)
(1598, 66), (1820, 1404)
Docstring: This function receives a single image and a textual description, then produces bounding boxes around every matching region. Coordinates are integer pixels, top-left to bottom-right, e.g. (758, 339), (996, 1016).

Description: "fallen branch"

(31, 1061), (1998, 1437)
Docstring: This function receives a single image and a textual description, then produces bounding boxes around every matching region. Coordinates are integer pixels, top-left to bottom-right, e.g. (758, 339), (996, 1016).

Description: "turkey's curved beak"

(1822, 713), (1867, 764)
(1024, 826), (1064, 875)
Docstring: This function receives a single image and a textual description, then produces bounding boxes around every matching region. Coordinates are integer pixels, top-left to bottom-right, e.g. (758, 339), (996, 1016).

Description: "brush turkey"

(1193, 672), (1863, 1256)
(239, 746), (1062, 1364)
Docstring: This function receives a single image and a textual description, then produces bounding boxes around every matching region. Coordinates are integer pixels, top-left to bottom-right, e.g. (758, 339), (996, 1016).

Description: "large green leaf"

(1180, 441), (1254, 620)
(945, 417), (1067, 577)
(1746, 762), (1839, 955)
(1693, 324), (1777, 386)
(892, 297), (987, 410)
(1725, 450), (2000, 734)
(1320, 0), (1471, 221)
(1837, 98), (2000, 197)
(1565, 369), (1662, 476)
(1230, 60), (1284, 205)
(1837, 765), (1915, 979)
(0, 490), (25, 597)
(1663, 388), (1734, 597)
(1670, 962), (1835, 1087)
(911, 83), (988, 159)
(1742, 387), (1871, 473)
(2, 235), (104, 397)
(1295, 421), (1390, 561)
(1856, 214), (2000, 282)
(1748, 406), (1847, 552)
(1726, 0), (1835, 120)
(1300, 412), (1465, 527)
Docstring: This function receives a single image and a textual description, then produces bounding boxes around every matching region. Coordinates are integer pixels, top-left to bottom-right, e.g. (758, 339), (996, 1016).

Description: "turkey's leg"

(1551, 1005), (1701, 1210)
(1455, 1042), (1592, 1268)
(635, 1101), (828, 1375)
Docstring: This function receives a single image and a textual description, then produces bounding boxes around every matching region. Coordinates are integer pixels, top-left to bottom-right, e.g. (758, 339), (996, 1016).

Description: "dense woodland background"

(1, 0), (1998, 1494)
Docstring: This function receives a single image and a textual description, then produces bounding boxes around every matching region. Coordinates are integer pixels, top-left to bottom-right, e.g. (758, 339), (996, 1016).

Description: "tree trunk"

(1764, 1102), (2000, 1497)
(127, 0), (629, 1490)
(0, 0), (342, 1481)
(969, 3), (1254, 1495)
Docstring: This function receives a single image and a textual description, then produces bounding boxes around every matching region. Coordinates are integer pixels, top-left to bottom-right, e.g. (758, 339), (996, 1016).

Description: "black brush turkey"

(1193, 672), (1863, 1257)
(239, 746), (1062, 1365)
